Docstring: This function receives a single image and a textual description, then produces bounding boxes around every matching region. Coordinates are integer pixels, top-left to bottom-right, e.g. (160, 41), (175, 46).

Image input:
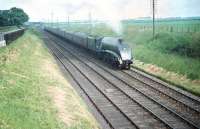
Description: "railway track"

(44, 36), (139, 129)
(42, 31), (200, 129)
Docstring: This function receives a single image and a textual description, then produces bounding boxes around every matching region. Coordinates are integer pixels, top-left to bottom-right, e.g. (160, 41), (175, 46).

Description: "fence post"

(187, 26), (190, 33)
(182, 24), (184, 33)
(170, 26), (173, 32)
(177, 24), (179, 33)
(199, 24), (200, 32)
(194, 24), (196, 32)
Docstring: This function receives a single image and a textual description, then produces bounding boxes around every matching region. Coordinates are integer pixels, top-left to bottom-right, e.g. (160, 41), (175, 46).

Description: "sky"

(0, 0), (200, 22)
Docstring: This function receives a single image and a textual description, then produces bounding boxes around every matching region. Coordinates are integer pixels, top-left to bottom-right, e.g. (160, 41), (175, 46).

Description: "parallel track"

(124, 68), (200, 112)
(46, 33), (170, 129)
(43, 31), (200, 129)
(44, 35), (139, 129)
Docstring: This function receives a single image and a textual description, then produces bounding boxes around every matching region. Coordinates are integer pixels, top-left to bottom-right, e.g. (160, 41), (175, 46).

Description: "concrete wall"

(0, 33), (6, 48)
(0, 40), (6, 48)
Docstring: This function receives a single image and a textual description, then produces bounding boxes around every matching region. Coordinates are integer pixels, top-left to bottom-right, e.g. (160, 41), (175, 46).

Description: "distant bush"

(150, 32), (200, 58)
(189, 32), (200, 57)
(187, 72), (199, 80)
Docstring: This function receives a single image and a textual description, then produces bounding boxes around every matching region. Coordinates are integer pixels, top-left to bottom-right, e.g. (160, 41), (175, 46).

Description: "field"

(124, 19), (200, 33)
(0, 29), (99, 129)
(46, 18), (200, 95)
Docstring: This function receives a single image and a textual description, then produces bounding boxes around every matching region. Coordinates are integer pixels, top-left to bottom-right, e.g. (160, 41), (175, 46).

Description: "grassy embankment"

(0, 29), (99, 129)
(124, 26), (200, 96)
(52, 20), (200, 96)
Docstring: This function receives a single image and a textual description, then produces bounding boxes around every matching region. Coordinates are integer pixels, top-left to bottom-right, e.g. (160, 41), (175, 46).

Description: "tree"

(0, 10), (9, 26)
(0, 7), (29, 26)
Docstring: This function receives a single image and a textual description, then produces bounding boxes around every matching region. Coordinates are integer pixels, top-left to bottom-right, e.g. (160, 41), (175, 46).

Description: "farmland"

(46, 18), (200, 95)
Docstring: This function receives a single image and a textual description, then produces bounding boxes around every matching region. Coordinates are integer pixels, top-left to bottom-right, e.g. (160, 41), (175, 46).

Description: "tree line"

(0, 7), (29, 26)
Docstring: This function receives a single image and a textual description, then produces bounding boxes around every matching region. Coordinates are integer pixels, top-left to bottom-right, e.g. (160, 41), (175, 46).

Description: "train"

(44, 27), (133, 69)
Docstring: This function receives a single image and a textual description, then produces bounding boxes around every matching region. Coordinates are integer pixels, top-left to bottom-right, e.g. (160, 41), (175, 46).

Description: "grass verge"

(132, 61), (200, 96)
(0, 29), (99, 129)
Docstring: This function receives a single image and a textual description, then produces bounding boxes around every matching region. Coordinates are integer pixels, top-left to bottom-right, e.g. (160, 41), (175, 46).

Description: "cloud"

(0, 0), (200, 21)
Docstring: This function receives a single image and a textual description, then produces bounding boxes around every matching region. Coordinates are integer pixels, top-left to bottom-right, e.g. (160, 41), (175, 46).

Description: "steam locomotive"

(45, 27), (133, 69)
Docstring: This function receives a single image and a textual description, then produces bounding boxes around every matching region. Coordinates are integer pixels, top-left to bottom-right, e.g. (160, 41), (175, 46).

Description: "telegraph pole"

(48, 18), (50, 27)
(51, 11), (54, 27)
(68, 15), (70, 27)
(57, 17), (59, 28)
(47, 18), (49, 27)
(89, 11), (92, 34)
(153, 0), (155, 39)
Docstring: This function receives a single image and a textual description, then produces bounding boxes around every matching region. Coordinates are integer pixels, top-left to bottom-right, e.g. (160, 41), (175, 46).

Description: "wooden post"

(182, 24), (184, 33)
(170, 26), (173, 32)
(51, 11), (54, 27)
(153, 0), (155, 39)
(89, 12), (92, 35)
(68, 16), (69, 27)
(187, 26), (190, 33)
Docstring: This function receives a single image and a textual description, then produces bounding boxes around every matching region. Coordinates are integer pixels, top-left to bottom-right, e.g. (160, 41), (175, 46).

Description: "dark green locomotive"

(45, 27), (133, 69)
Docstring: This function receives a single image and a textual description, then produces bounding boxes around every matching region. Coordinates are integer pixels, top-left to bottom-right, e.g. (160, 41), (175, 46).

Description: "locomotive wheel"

(103, 53), (110, 63)
(112, 61), (118, 68)
(103, 55), (107, 62)
(98, 53), (103, 60)
(118, 64), (123, 70)
(125, 64), (131, 70)
(102, 53), (107, 62)
(127, 64), (131, 70)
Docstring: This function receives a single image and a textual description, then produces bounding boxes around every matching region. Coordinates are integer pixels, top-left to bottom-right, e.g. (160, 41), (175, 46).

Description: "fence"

(140, 24), (200, 33)
(0, 29), (25, 47)
(4, 29), (25, 44)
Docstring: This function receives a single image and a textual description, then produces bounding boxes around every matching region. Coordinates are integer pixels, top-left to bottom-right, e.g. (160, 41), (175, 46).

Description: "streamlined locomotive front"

(118, 42), (133, 69)
(101, 37), (133, 69)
